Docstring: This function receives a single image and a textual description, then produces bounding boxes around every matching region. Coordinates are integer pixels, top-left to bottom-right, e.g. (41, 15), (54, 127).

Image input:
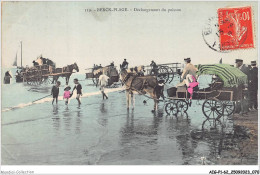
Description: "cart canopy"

(197, 64), (247, 87)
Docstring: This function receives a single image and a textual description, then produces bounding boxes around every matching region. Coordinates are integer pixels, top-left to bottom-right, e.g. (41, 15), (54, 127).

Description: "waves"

(2, 87), (124, 112)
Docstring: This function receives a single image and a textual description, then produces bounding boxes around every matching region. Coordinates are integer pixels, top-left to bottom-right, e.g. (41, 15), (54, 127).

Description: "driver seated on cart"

(176, 58), (199, 99)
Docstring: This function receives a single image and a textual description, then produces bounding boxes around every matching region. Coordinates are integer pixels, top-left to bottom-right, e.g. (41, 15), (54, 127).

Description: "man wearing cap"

(235, 59), (250, 114)
(177, 58), (198, 87)
(249, 61), (258, 110)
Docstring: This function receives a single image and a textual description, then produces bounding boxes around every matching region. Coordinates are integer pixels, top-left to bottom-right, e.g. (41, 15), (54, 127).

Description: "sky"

(2, 1), (258, 73)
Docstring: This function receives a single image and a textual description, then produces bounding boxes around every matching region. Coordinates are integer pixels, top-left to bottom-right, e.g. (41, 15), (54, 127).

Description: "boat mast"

(20, 41), (22, 67)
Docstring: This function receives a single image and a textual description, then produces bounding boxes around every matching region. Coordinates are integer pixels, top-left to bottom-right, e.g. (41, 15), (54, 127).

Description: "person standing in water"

(51, 81), (61, 105)
(63, 86), (72, 105)
(72, 78), (82, 105)
(98, 71), (109, 100)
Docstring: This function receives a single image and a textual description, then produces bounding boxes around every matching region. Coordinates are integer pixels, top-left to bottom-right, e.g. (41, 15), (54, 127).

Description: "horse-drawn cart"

(85, 65), (120, 87)
(21, 59), (79, 85)
(144, 62), (182, 84)
(164, 64), (247, 120)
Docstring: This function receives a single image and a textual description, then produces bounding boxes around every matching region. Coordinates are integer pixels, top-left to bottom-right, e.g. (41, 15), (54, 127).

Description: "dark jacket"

(121, 61), (128, 69)
(51, 86), (59, 97)
(249, 67), (258, 87)
(73, 84), (82, 94)
(240, 64), (250, 76)
(239, 64), (250, 84)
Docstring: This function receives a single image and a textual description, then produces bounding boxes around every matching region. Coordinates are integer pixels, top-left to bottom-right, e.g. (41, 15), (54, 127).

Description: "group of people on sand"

(51, 78), (82, 106)
(234, 59), (258, 113)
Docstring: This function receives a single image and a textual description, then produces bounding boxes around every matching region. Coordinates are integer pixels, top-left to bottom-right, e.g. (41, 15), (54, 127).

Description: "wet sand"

(218, 111), (258, 165)
(1, 82), (258, 165)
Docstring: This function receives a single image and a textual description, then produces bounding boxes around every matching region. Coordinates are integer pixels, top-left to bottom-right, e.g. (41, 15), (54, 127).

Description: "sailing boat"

(13, 41), (24, 82)
(11, 41), (23, 69)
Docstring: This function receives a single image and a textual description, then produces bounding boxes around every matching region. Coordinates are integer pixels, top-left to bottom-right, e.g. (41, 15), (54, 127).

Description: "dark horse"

(52, 63), (79, 85)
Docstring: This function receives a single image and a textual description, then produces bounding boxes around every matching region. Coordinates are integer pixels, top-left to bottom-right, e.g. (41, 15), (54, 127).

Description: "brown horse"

(52, 63), (79, 85)
(120, 69), (160, 111)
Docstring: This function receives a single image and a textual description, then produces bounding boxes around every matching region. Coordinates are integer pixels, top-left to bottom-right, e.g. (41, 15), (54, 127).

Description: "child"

(63, 86), (72, 105)
(51, 81), (61, 105)
(73, 78), (82, 105)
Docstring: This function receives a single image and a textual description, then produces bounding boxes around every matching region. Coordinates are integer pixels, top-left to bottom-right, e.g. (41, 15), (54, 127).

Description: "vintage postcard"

(1, 1), (259, 174)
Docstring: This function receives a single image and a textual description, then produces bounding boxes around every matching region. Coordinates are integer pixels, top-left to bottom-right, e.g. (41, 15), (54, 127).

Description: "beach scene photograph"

(1, 1), (258, 171)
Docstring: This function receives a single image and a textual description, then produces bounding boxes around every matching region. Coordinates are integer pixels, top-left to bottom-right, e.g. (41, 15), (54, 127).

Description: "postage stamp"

(217, 6), (254, 50)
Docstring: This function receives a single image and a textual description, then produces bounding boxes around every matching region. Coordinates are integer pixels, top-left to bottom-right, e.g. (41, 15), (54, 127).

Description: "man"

(235, 59), (250, 114)
(98, 71), (109, 100)
(73, 78), (82, 105)
(235, 59), (250, 77)
(150, 60), (158, 75)
(177, 58), (198, 87)
(51, 81), (61, 105)
(155, 77), (165, 100)
(248, 61), (258, 110)
(121, 59), (129, 70)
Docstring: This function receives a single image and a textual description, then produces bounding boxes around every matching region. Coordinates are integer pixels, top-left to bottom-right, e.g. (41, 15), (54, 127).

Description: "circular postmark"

(202, 16), (230, 53)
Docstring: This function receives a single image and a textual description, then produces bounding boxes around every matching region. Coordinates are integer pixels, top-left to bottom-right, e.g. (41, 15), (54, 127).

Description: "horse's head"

(73, 63), (79, 72)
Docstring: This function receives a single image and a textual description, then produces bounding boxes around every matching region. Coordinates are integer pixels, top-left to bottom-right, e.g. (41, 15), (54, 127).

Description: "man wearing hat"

(235, 59), (250, 114)
(249, 61), (258, 110)
(177, 58), (198, 87)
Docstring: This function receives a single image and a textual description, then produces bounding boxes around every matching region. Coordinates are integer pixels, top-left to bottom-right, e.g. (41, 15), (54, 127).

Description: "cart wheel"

(202, 98), (223, 119)
(165, 102), (178, 116)
(177, 100), (188, 113)
(157, 66), (169, 84)
(201, 118), (223, 132)
(216, 101), (235, 116)
(167, 67), (174, 83)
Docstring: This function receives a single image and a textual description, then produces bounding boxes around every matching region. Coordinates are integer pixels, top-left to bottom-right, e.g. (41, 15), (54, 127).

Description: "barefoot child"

(51, 81), (61, 105)
(63, 86), (72, 105)
(73, 78), (82, 105)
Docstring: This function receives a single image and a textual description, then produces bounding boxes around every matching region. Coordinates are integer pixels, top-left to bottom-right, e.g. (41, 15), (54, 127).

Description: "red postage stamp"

(217, 6), (254, 50)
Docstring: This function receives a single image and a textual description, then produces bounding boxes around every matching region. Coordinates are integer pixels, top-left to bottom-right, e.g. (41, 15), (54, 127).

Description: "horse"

(52, 63), (79, 85)
(120, 68), (161, 112)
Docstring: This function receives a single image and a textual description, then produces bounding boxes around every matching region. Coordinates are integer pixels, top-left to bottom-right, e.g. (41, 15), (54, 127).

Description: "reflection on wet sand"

(63, 106), (72, 133)
(98, 102), (108, 127)
(52, 105), (60, 132)
(75, 110), (82, 134)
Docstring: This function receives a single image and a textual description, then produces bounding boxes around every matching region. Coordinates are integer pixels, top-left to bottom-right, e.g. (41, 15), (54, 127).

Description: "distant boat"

(12, 41), (23, 69)
(13, 41), (24, 82)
